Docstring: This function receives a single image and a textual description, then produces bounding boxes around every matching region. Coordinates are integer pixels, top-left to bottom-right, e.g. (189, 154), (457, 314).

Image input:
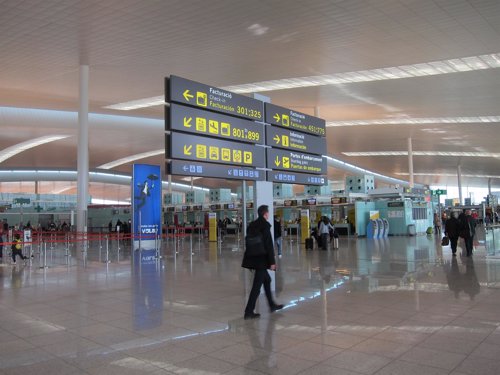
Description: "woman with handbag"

(242, 205), (284, 320)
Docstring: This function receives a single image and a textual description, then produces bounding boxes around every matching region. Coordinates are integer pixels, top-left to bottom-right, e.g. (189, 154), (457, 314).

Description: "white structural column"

(408, 137), (414, 188)
(77, 65), (89, 234)
(242, 180), (247, 238)
(252, 93), (275, 291)
(457, 164), (463, 205)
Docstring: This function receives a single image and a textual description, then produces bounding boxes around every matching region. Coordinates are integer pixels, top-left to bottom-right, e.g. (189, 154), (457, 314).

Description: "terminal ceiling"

(1, 0), (500, 193)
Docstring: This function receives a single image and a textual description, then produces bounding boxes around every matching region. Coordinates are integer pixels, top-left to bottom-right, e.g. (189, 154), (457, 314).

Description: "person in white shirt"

(319, 217), (334, 250)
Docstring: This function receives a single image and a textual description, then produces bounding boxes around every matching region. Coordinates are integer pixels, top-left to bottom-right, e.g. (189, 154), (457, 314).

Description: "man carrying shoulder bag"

(242, 205), (284, 320)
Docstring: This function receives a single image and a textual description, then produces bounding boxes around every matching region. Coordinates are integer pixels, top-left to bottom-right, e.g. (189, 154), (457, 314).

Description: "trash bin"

(407, 224), (416, 236)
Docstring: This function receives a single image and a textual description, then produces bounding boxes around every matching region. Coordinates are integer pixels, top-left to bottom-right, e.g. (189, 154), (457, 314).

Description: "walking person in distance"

(242, 205), (284, 320)
(445, 211), (461, 256)
(460, 209), (477, 257)
(319, 216), (334, 251)
(274, 215), (282, 258)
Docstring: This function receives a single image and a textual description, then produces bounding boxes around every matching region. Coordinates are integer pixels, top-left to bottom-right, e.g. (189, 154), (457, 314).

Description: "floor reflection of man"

(445, 257), (461, 298)
(445, 257), (480, 300)
(244, 314), (281, 371)
(462, 258), (480, 300)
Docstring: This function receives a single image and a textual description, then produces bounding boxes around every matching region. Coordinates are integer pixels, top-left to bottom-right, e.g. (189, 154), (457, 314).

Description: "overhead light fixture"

(97, 149), (165, 169)
(342, 151), (500, 157)
(327, 116), (500, 127)
(104, 53), (500, 110)
(223, 53), (500, 93)
(180, 176), (202, 182)
(0, 135), (70, 164)
(395, 172), (500, 179)
(104, 96), (164, 111)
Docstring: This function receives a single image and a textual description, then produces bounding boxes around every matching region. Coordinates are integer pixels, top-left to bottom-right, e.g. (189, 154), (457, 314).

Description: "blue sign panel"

(168, 160), (265, 181)
(132, 164), (161, 251)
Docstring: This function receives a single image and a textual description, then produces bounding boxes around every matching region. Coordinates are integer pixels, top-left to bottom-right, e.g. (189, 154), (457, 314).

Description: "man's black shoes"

(244, 312), (261, 320)
(270, 304), (284, 313)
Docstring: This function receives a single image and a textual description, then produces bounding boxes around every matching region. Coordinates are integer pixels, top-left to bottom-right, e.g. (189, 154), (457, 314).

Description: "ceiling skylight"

(97, 149), (164, 169)
(0, 135), (70, 164)
(327, 116), (500, 127)
(104, 53), (500, 110)
(104, 96), (164, 111)
(223, 53), (500, 93)
(395, 172), (500, 179)
(343, 151), (500, 157)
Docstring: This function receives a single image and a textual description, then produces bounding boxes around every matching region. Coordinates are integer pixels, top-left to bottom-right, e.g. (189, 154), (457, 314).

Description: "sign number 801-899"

(233, 128), (260, 141)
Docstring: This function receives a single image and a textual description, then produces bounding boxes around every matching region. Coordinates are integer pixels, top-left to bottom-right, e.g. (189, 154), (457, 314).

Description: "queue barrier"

(0, 227), (209, 268)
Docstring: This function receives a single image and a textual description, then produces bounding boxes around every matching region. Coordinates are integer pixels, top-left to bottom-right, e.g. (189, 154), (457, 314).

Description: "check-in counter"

(225, 224), (239, 235)
(286, 224), (300, 236)
(334, 223), (351, 236)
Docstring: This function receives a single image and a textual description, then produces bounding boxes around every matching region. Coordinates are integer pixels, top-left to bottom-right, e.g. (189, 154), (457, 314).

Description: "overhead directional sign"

(168, 160), (265, 181)
(167, 133), (265, 167)
(167, 103), (264, 145)
(266, 126), (326, 155)
(267, 148), (326, 174)
(431, 189), (447, 196)
(166, 75), (264, 121)
(267, 171), (326, 185)
(265, 103), (326, 137)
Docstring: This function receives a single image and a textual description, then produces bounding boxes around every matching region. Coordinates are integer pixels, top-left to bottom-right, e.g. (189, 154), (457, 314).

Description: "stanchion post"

(105, 235), (110, 263)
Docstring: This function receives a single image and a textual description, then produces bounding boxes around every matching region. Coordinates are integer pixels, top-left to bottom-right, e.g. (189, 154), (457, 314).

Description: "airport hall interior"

(1, 1), (500, 374)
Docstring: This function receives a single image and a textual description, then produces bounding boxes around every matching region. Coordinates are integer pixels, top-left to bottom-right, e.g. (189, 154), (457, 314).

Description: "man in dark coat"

(242, 205), (283, 320)
(460, 209), (477, 257)
(445, 212), (461, 256)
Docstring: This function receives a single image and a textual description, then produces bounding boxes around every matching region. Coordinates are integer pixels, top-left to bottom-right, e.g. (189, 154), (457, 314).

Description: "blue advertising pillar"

(132, 164), (162, 254)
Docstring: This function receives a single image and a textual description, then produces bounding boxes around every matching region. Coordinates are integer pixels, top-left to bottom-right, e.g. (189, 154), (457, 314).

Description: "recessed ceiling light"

(104, 96), (164, 111)
(180, 176), (202, 182)
(104, 52), (500, 110)
(327, 116), (500, 127)
(0, 135), (70, 164)
(97, 149), (164, 169)
(395, 172), (500, 179)
(342, 151), (500, 157)
(223, 53), (500, 93)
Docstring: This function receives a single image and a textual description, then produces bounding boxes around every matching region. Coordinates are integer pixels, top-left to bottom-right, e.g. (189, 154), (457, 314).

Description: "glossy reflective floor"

(1, 230), (500, 375)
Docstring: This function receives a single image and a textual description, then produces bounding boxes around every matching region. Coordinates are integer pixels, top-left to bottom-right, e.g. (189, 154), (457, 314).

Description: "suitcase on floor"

(333, 238), (339, 249)
(305, 237), (314, 250)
